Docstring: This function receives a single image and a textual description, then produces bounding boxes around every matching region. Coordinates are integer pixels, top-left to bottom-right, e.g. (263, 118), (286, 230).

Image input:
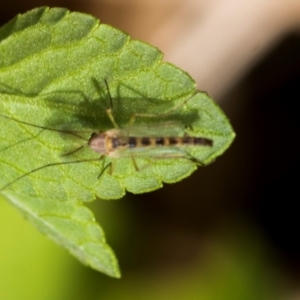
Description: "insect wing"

(119, 145), (188, 158)
(117, 121), (186, 137)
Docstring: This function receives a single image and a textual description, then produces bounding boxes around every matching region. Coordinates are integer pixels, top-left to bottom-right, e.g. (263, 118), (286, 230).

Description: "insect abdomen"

(111, 136), (213, 149)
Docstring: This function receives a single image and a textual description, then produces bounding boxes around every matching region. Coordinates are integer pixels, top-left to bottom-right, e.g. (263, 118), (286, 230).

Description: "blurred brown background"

(1, 1), (300, 299)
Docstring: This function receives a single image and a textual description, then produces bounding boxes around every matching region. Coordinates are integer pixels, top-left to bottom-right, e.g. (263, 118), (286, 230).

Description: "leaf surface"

(0, 7), (235, 276)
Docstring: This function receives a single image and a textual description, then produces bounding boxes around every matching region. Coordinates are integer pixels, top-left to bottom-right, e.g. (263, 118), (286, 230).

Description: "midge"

(89, 128), (212, 157)
(0, 82), (213, 192)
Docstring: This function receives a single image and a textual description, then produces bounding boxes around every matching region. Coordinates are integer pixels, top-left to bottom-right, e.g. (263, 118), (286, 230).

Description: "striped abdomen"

(122, 136), (213, 148)
(88, 129), (213, 157)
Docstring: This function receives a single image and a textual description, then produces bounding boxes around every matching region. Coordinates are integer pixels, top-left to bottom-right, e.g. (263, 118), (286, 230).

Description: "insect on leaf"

(0, 7), (235, 276)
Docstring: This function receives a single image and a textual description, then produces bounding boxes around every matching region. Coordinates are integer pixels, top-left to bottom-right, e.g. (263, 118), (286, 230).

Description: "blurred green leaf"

(0, 7), (235, 276)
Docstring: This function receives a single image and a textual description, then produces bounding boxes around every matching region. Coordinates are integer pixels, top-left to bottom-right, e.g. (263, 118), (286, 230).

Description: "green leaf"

(0, 7), (235, 276)
(4, 192), (120, 277)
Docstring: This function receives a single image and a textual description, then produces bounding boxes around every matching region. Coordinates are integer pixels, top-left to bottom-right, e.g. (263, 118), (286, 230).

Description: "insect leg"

(0, 113), (87, 141)
(128, 91), (197, 125)
(0, 157), (105, 192)
(104, 79), (119, 129)
(97, 157), (111, 179)
(61, 145), (85, 156)
(130, 155), (139, 171)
